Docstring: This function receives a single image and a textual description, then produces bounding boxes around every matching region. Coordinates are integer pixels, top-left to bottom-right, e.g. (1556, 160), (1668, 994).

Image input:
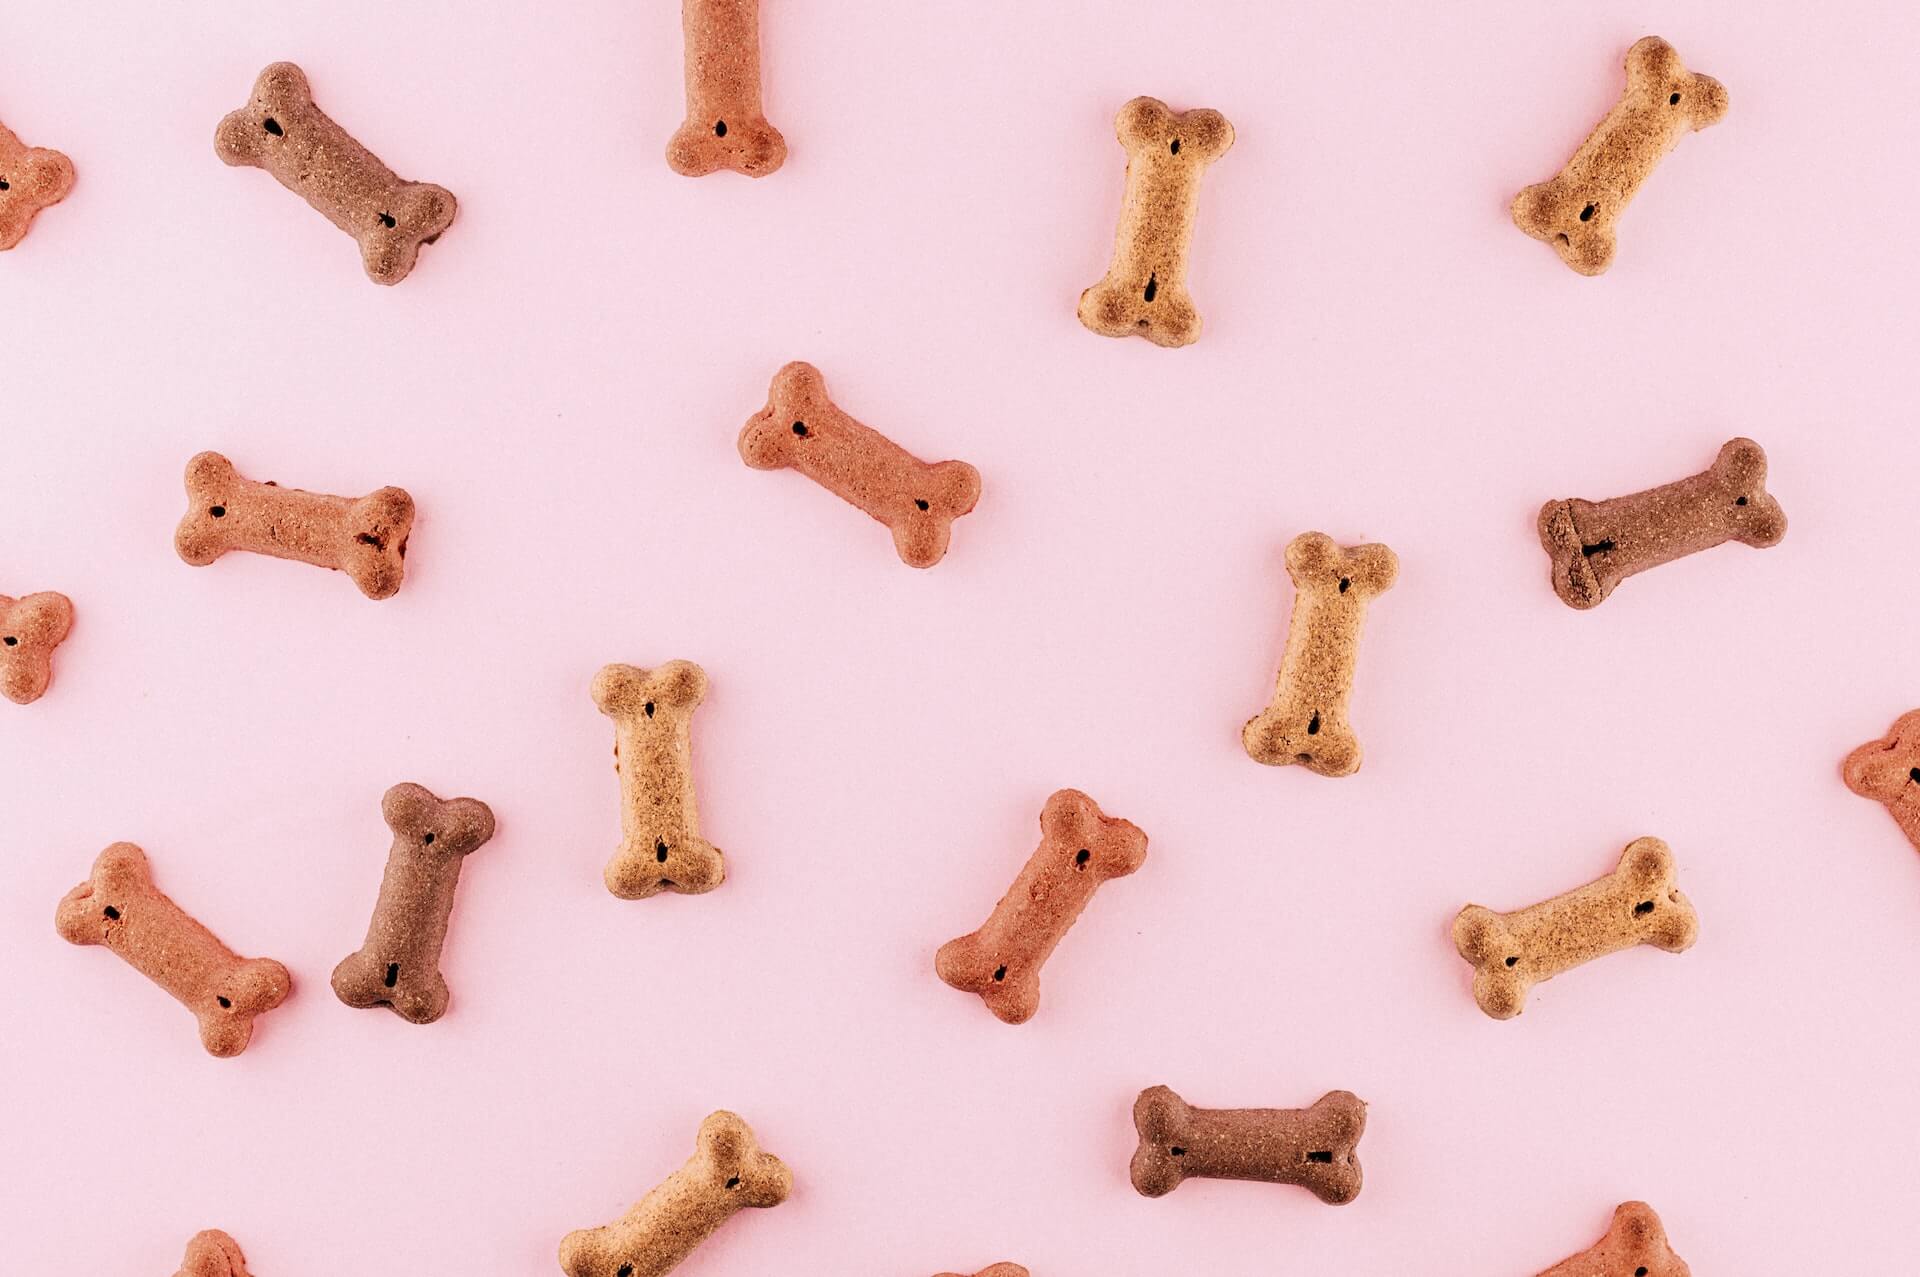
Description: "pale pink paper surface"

(4, 2), (1918, 1273)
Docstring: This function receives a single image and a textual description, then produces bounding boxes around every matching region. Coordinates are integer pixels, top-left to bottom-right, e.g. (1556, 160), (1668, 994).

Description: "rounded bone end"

(668, 116), (788, 178)
(178, 1228), (250, 1277)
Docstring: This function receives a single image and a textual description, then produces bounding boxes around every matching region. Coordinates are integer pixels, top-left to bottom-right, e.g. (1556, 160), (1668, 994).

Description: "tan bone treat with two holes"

(593, 661), (726, 899)
(668, 0), (786, 177)
(173, 1230), (253, 1277)
(0, 117), (75, 250)
(0, 590), (74, 705)
(1843, 710), (1920, 855)
(1130, 1085), (1366, 1205)
(1536, 1201), (1691, 1277)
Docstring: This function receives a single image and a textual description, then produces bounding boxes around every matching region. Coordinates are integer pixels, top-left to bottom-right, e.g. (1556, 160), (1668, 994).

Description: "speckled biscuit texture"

(332, 782), (496, 1024)
(214, 62), (456, 284)
(1538, 437), (1784, 610)
(1453, 837), (1697, 1021)
(55, 843), (291, 1057)
(0, 118), (74, 250)
(1537, 1201), (1691, 1277)
(1843, 710), (1920, 855)
(936, 789), (1148, 1025)
(1079, 96), (1233, 347)
(1243, 532), (1397, 777)
(669, 0), (786, 177)
(174, 1229), (252, 1277)
(739, 362), (981, 568)
(0, 590), (73, 705)
(1513, 37), (1727, 276)
(558, 1111), (791, 1277)
(1131, 1085), (1365, 1204)
(593, 661), (725, 899)
(935, 1266), (1029, 1277)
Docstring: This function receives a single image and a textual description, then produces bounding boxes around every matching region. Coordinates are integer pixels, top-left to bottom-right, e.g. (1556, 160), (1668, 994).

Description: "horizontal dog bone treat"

(593, 661), (725, 899)
(55, 843), (291, 1056)
(1453, 837), (1697, 1020)
(0, 590), (73, 705)
(559, 1110), (791, 1277)
(214, 62), (456, 284)
(1512, 37), (1727, 275)
(1130, 1085), (1365, 1204)
(173, 451), (415, 599)
(332, 782), (496, 1024)
(936, 789), (1147, 1024)
(739, 362), (981, 568)
(1537, 1201), (1690, 1277)
(1079, 96), (1233, 347)
(174, 1229), (252, 1277)
(1843, 710), (1920, 856)
(0, 117), (75, 249)
(1243, 532), (1397, 777)
(935, 1266), (1029, 1277)
(668, 0), (786, 177)
(1538, 437), (1784, 610)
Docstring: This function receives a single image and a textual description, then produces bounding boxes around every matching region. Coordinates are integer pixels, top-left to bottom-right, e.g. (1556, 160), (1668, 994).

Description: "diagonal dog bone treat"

(1536, 1201), (1691, 1277)
(593, 661), (726, 899)
(1243, 532), (1397, 777)
(0, 117), (75, 250)
(1843, 710), (1920, 857)
(215, 62), (456, 285)
(1453, 837), (1697, 1020)
(174, 1230), (253, 1277)
(559, 1111), (791, 1277)
(1130, 1085), (1366, 1205)
(1079, 96), (1233, 347)
(0, 590), (74, 705)
(332, 782), (496, 1024)
(936, 789), (1148, 1025)
(55, 843), (291, 1057)
(1538, 437), (1784, 610)
(1512, 36), (1727, 276)
(739, 361), (981, 568)
(668, 0), (787, 177)
(935, 1267), (1029, 1277)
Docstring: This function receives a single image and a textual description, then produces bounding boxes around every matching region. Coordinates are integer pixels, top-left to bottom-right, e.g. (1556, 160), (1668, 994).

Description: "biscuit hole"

(1307, 712), (1321, 736)
(263, 117), (283, 136)
(1634, 900), (1655, 915)
(656, 839), (669, 863)
(1556, 232), (1570, 245)
(1338, 577), (1350, 593)
(725, 1176), (741, 1190)
(1638, 1269), (1649, 1277)
(377, 211), (396, 229)
(791, 421), (808, 437)
(1169, 139), (1181, 155)
(915, 499), (930, 511)
(644, 701), (655, 717)
(1143, 272), (1158, 303)
(0, 177), (9, 191)
(210, 505), (227, 518)
(1579, 203), (1596, 222)
(422, 832), (435, 846)
(1909, 768), (1920, 784)
(1295, 752), (1311, 763)
(1735, 495), (1748, 505)
(715, 119), (728, 138)
(1581, 539), (1615, 557)
(1669, 92), (1680, 105)
(992, 964), (1007, 982)
(356, 532), (386, 551)
(1306, 1150), (1334, 1163)
(1505, 956), (1518, 967)
(1169, 1146), (1185, 1156)
(217, 996), (232, 1008)
(102, 905), (120, 920)
(618, 1267), (634, 1277)
(384, 963), (399, 988)
(2, 636), (15, 646)
(1074, 848), (1090, 870)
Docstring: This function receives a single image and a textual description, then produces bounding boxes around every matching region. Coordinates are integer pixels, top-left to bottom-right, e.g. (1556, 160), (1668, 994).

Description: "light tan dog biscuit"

(668, 0), (787, 177)
(1130, 1085), (1365, 1205)
(935, 1267), (1029, 1277)
(0, 118), (75, 250)
(1843, 710), (1920, 856)
(0, 590), (74, 705)
(593, 661), (725, 899)
(174, 1230), (252, 1277)
(1537, 1201), (1691, 1277)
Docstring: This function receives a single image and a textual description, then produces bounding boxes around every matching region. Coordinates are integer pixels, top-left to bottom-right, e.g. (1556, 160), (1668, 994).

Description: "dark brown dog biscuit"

(0, 118), (74, 250)
(1131, 1085), (1365, 1205)
(593, 661), (725, 899)
(1537, 1201), (1690, 1277)
(936, 789), (1148, 1025)
(332, 782), (496, 1024)
(668, 0), (787, 177)
(1844, 710), (1920, 855)
(173, 451), (414, 600)
(214, 62), (456, 285)
(935, 1267), (1028, 1277)
(0, 590), (73, 705)
(1538, 437), (1784, 610)
(55, 843), (291, 1057)
(174, 1230), (252, 1277)
(739, 362), (981, 569)
(1512, 37), (1727, 275)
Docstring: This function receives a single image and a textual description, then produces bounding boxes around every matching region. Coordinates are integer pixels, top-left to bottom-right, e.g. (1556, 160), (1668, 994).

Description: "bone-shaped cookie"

(739, 361), (981, 569)
(1538, 437), (1784, 610)
(1130, 1085), (1366, 1205)
(558, 1110), (791, 1277)
(593, 661), (726, 900)
(1453, 837), (1697, 1021)
(214, 62), (456, 285)
(1078, 96), (1233, 348)
(1242, 532), (1397, 777)
(1512, 37), (1727, 276)
(55, 843), (291, 1057)
(667, 0), (787, 177)
(1537, 1201), (1691, 1277)
(0, 118), (75, 250)
(173, 451), (415, 600)
(174, 1230), (252, 1277)
(332, 782), (496, 1024)
(935, 1266), (1029, 1277)
(936, 789), (1148, 1025)
(0, 590), (73, 705)
(1844, 710), (1920, 856)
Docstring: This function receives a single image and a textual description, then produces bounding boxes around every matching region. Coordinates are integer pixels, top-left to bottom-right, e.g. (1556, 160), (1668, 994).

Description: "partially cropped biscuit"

(1536, 1201), (1691, 1277)
(0, 117), (75, 250)
(0, 590), (73, 705)
(174, 1229), (253, 1277)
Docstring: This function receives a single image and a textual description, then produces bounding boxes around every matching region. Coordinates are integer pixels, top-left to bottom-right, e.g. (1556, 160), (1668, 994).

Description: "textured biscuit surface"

(593, 661), (725, 899)
(174, 1229), (252, 1277)
(0, 590), (74, 705)
(1131, 1085), (1366, 1204)
(0, 118), (74, 250)
(935, 1267), (1029, 1277)
(1537, 1201), (1691, 1277)
(1842, 710), (1920, 855)
(669, 0), (786, 176)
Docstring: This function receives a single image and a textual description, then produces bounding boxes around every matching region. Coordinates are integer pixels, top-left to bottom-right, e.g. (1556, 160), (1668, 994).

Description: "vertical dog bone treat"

(173, 451), (415, 600)
(1453, 837), (1697, 1021)
(1843, 711), (1920, 855)
(331, 782), (496, 1024)
(174, 1230), (252, 1277)
(0, 118), (75, 249)
(55, 843), (292, 1057)
(936, 789), (1148, 1025)
(1537, 1201), (1691, 1277)
(214, 62), (456, 285)
(1538, 437), (1785, 610)
(1512, 36), (1727, 276)
(935, 1267), (1029, 1277)
(1078, 96), (1233, 348)
(1242, 532), (1397, 777)
(558, 1110), (791, 1277)
(1130, 1085), (1366, 1205)
(593, 661), (725, 899)
(0, 590), (73, 705)
(738, 361), (981, 569)
(668, 0), (787, 177)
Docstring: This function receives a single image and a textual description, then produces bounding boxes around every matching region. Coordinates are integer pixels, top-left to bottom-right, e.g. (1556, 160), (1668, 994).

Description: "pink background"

(4, 2), (1918, 1273)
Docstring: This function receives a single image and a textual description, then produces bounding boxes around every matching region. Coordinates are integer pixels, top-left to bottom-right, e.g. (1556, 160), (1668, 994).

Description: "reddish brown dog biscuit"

(668, 0), (787, 177)
(174, 1230), (252, 1277)
(935, 1267), (1028, 1277)
(0, 590), (73, 705)
(55, 843), (291, 1057)
(0, 118), (74, 250)
(215, 62), (456, 285)
(332, 782), (496, 1024)
(593, 661), (726, 899)
(936, 789), (1148, 1024)
(1130, 1085), (1366, 1205)
(1538, 438), (1785, 610)
(1843, 710), (1920, 855)
(1537, 1201), (1691, 1277)
(739, 362), (981, 569)
(174, 451), (414, 600)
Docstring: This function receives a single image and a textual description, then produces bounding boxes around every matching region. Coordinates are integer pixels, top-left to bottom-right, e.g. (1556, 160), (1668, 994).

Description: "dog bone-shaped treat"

(1512, 37), (1727, 276)
(214, 62), (456, 285)
(593, 661), (725, 899)
(1538, 437), (1784, 610)
(739, 361), (981, 569)
(1, 590), (73, 705)
(1130, 1085), (1366, 1205)
(559, 1110), (791, 1277)
(668, 0), (787, 177)
(174, 1230), (252, 1277)
(55, 843), (291, 1057)
(0, 118), (75, 250)
(936, 789), (1148, 1025)
(332, 782), (496, 1024)
(935, 1267), (1029, 1277)
(1844, 710), (1920, 856)
(1078, 96), (1233, 348)
(1537, 1201), (1691, 1277)
(1453, 837), (1697, 1020)
(1242, 532), (1397, 777)
(174, 451), (415, 600)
